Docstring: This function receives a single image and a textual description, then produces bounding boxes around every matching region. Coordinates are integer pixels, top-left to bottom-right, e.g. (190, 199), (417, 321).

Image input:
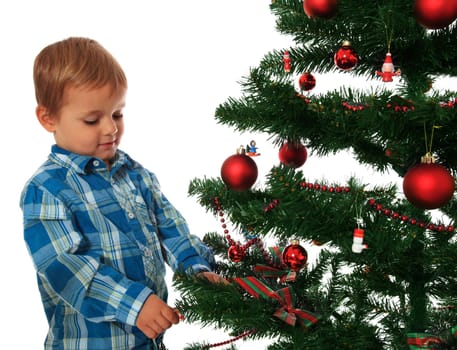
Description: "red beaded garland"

(307, 97), (455, 114)
(367, 198), (455, 234)
(264, 199), (280, 212)
(228, 245), (245, 262)
(208, 328), (257, 348)
(440, 98), (457, 108)
(299, 180), (351, 194)
(214, 197), (274, 266)
(342, 101), (369, 111)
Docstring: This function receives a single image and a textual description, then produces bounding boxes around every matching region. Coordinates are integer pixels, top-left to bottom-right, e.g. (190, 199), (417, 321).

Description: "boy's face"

(37, 84), (126, 168)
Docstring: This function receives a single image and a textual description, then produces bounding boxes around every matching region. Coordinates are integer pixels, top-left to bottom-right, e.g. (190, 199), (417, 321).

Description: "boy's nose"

(104, 117), (118, 135)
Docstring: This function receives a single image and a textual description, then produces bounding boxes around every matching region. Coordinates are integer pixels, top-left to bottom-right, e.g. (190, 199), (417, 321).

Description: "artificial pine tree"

(174, 1), (457, 349)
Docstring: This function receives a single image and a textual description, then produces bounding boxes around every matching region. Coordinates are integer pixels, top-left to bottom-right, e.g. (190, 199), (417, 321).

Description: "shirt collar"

(49, 144), (135, 174)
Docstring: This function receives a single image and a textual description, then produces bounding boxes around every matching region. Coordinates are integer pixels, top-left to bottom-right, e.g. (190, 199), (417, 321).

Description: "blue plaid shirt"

(20, 145), (214, 350)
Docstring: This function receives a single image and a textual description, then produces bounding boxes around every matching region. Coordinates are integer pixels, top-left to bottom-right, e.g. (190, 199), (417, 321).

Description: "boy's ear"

(36, 105), (56, 132)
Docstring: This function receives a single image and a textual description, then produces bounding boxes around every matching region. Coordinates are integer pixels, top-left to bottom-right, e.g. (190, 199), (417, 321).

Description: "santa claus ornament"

(403, 154), (455, 209)
(283, 50), (291, 73)
(352, 228), (368, 253)
(376, 52), (401, 82)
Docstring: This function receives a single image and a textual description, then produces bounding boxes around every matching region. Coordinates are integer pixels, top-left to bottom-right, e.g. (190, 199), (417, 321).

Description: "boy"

(20, 37), (224, 350)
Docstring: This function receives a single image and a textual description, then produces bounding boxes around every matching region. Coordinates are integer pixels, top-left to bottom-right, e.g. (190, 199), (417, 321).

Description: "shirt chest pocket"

(78, 205), (144, 274)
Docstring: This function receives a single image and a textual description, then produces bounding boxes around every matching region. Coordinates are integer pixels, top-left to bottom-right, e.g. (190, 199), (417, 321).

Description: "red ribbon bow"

(272, 287), (319, 328)
(407, 332), (442, 349)
(233, 276), (319, 329)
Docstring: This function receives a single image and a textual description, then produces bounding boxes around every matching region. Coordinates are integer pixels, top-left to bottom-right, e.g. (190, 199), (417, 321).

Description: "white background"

(0, 1), (454, 348)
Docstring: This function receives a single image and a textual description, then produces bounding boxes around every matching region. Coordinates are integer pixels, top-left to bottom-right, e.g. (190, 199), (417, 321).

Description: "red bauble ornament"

(298, 73), (316, 91)
(403, 161), (455, 209)
(221, 150), (258, 191)
(304, 0), (338, 19)
(282, 241), (308, 272)
(334, 41), (358, 71)
(279, 142), (308, 168)
(228, 245), (245, 262)
(414, 0), (457, 29)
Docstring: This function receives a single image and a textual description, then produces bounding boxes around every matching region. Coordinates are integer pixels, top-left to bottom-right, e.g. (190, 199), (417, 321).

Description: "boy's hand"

(197, 271), (229, 285)
(136, 294), (180, 339)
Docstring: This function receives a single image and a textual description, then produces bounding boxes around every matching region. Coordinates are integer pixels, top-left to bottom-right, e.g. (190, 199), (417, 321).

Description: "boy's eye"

(113, 113), (124, 120)
(84, 120), (98, 125)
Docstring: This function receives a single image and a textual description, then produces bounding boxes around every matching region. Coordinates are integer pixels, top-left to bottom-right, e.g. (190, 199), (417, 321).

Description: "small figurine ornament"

(376, 52), (401, 82)
(283, 51), (291, 73)
(352, 228), (368, 253)
(246, 140), (260, 156)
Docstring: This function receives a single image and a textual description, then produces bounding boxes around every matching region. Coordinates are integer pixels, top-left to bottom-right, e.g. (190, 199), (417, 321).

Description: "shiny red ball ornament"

(221, 151), (258, 191)
(298, 73), (316, 91)
(228, 245), (245, 262)
(279, 142), (308, 168)
(403, 161), (455, 209)
(303, 0), (338, 19)
(334, 41), (358, 71)
(414, 0), (457, 29)
(282, 241), (308, 272)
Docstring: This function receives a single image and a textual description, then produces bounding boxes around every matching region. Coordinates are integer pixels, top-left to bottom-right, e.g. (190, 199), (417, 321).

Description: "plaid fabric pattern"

(20, 145), (214, 350)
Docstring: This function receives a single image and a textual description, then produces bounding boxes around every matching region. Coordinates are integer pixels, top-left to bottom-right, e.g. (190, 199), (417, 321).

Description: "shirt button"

(93, 160), (100, 167)
(127, 212), (135, 219)
(144, 249), (152, 257)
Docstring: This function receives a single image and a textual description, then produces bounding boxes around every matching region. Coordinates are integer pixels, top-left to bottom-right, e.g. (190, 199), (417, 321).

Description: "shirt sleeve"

(20, 184), (151, 327)
(144, 171), (216, 275)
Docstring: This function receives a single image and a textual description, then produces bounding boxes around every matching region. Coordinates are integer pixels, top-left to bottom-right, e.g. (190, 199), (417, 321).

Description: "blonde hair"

(33, 37), (127, 115)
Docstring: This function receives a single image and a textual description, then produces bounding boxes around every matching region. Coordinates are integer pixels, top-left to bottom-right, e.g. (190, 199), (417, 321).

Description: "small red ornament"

(279, 142), (308, 168)
(228, 245), (245, 262)
(303, 0), (338, 19)
(414, 0), (457, 29)
(334, 41), (358, 71)
(283, 50), (291, 73)
(403, 157), (455, 209)
(352, 228), (368, 253)
(221, 147), (258, 191)
(376, 52), (401, 83)
(282, 241), (308, 272)
(298, 72), (316, 91)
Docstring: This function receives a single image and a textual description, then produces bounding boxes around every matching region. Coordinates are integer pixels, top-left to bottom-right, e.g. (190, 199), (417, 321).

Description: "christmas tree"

(174, 1), (457, 349)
